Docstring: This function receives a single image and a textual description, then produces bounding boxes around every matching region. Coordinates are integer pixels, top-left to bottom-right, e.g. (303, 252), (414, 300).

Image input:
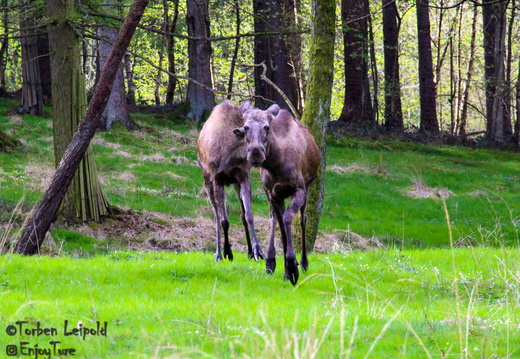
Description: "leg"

(283, 188), (306, 285)
(238, 178), (264, 261)
(213, 182), (233, 261)
(266, 204), (277, 274)
(300, 200), (309, 272)
(268, 195), (289, 276)
(270, 197), (287, 254)
(204, 176), (223, 262)
(234, 184), (253, 258)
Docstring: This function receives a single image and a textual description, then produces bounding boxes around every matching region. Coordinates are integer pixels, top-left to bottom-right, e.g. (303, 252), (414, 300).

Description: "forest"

(1, 0), (520, 141)
(0, 0), (518, 251)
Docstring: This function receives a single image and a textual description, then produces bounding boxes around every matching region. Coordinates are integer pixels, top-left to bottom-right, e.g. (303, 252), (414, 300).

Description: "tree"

(382, 0), (403, 133)
(300, 0), (335, 250)
(19, 2), (50, 115)
(36, 30), (51, 103)
(226, 0), (241, 101)
(253, 0), (301, 114)
(15, 0), (149, 255)
(186, 0), (214, 122)
(98, 0), (137, 131)
(0, 0), (9, 89)
(123, 53), (137, 106)
(504, 0), (515, 142)
(164, 0), (179, 104)
(47, 0), (110, 223)
(483, 0), (511, 141)
(338, 0), (375, 131)
(416, 0), (439, 135)
(20, 27), (44, 115)
(516, 56), (520, 142)
(457, 3), (478, 138)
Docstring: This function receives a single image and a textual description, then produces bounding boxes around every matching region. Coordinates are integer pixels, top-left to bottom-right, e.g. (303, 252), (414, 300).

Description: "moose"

(234, 102), (320, 285)
(197, 100), (264, 262)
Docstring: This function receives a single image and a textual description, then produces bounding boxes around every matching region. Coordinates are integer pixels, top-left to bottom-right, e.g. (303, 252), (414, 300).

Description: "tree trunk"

(253, 0), (300, 114)
(0, 0), (8, 89)
(300, 0), (335, 251)
(483, 0), (496, 137)
(382, 0), (403, 133)
(186, 0), (214, 122)
(433, 0), (446, 98)
(47, 0), (111, 223)
(367, 9), (379, 125)
(505, 0), (514, 140)
(458, 3), (478, 139)
(37, 35), (52, 104)
(490, 2), (508, 141)
(155, 0), (170, 106)
(416, 0), (439, 135)
(292, 0), (305, 112)
(98, 2), (137, 131)
(124, 53), (136, 106)
(482, 0), (510, 141)
(513, 55), (520, 144)
(453, 7), (463, 135)
(154, 20), (165, 106)
(15, 0), (149, 255)
(20, 28), (44, 115)
(227, 0), (241, 100)
(436, 5), (460, 133)
(338, 0), (374, 131)
(165, 0), (179, 104)
(19, 1), (48, 116)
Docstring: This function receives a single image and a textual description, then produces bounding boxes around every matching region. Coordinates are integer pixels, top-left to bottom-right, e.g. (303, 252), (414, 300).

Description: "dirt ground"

(57, 208), (383, 255)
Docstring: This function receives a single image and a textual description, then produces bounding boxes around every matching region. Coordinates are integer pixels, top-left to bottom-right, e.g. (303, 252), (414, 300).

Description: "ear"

(233, 127), (246, 136)
(267, 104), (280, 117)
(240, 101), (253, 115)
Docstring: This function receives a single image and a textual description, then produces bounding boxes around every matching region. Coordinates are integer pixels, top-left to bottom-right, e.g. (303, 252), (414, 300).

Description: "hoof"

(215, 253), (223, 262)
(266, 257), (276, 274)
(253, 243), (265, 262)
(224, 252), (233, 261)
(223, 244), (233, 262)
(284, 257), (299, 285)
(301, 257), (309, 272)
(284, 268), (299, 285)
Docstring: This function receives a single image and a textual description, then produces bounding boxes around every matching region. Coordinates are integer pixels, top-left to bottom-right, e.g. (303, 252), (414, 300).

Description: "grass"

(2, 97), (520, 357)
(1, 248), (520, 357)
(2, 98), (519, 249)
(323, 138), (520, 247)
